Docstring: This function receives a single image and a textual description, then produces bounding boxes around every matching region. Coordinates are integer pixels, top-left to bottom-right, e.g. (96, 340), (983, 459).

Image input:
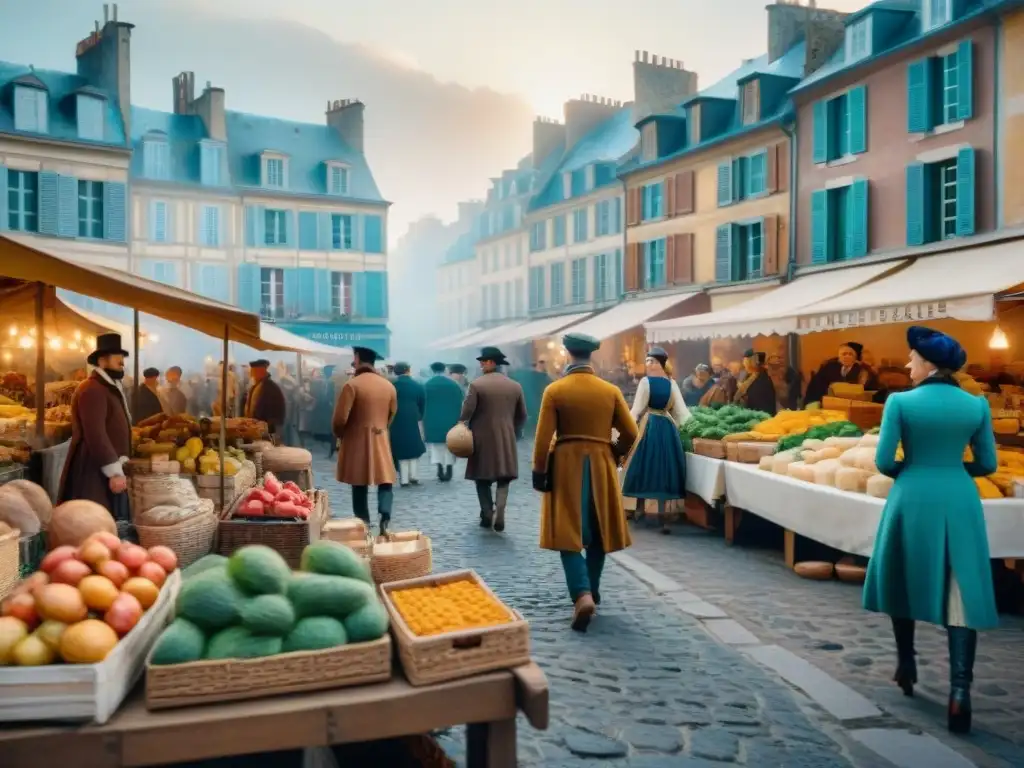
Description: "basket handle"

(451, 635), (483, 650)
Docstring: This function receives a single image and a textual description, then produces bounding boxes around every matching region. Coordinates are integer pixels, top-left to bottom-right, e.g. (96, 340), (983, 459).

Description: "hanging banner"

(797, 294), (993, 332)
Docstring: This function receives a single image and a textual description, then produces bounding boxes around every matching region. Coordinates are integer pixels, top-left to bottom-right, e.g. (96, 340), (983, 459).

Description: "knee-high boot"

(493, 483), (509, 533)
(947, 626), (977, 734)
(475, 482), (493, 527)
(891, 617), (917, 696)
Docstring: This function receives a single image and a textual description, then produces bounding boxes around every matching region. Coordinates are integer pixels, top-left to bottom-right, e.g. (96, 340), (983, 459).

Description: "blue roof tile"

(129, 106), (207, 185)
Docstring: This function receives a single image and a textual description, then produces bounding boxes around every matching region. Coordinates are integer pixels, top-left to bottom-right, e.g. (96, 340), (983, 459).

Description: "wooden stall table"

(0, 662), (548, 768)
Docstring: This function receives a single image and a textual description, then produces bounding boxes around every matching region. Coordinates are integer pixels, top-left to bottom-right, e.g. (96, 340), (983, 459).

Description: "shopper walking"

(423, 361), (464, 482)
(390, 362), (426, 486)
(862, 326), (998, 735)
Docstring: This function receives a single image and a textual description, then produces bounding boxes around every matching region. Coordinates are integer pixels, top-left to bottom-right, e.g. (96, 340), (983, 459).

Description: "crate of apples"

(235, 472), (312, 519)
(0, 534), (179, 666)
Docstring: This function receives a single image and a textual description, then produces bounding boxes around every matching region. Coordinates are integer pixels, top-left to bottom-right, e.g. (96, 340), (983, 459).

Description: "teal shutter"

(907, 59), (933, 133)
(57, 175), (77, 237)
(361, 271), (386, 318)
(296, 266), (316, 315)
(905, 162), (927, 245)
(245, 205), (265, 247)
(317, 212), (331, 250)
(812, 100), (828, 163)
(613, 197), (622, 233)
(283, 211), (295, 248)
(282, 268), (300, 316)
(379, 271), (389, 318)
(848, 179), (869, 258)
(363, 215), (383, 253)
(732, 157), (747, 201)
(614, 248), (623, 298)
(716, 162), (732, 206)
(315, 269), (331, 316)
(0, 167), (6, 231)
(714, 224), (732, 281)
(298, 211), (318, 250)
(351, 214), (363, 251)
(957, 40), (973, 121)
(351, 272), (365, 316)
(956, 146), (975, 236)
(236, 263), (261, 313)
(810, 189), (830, 263)
(38, 171), (58, 235)
(848, 86), (867, 154)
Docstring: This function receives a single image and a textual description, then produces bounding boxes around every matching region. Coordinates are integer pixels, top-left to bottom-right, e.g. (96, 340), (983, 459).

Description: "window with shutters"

(640, 182), (664, 221)
(845, 17), (871, 63)
(594, 253), (611, 301)
(833, 95), (852, 158)
(7, 170), (39, 232)
(529, 266), (545, 310)
(331, 271), (352, 317)
(941, 52), (960, 125)
(150, 201), (169, 243)
(553, 215), (566, 246)
(906, 151), (973, 245)
(200, 142), (225, 186)
(571, 258), (587, 304)
(261, 268), (285, 319)
(741, 81), (759, 125)
(746, 151), (767, 197)
(644, 239), (667, 289)
(77, 180), (104, 239)
(812, 86), (867, 163)
(573, 208), (588, 242)
(328, 164), (349, 195)
(924, 0), (951, 30)
(550, 263), (565, 307)
(142, 138), (170, 180)
(529, 220), (547, 252)
(201, 205), (221, 247)
(811, 179), (869, 262)
(264, 157), (286, 189)
(13, 86), (47, 134)
(595, 200), (611, 236)
(937, 159), (958, 240)
(331, 214), (354, 249)
(515, 278), (524, 317)
(264, 209), (288, 245)
(641, 123), (658, 161)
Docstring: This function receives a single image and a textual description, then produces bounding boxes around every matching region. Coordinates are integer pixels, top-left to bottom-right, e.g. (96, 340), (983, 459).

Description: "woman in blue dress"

(621, 347), (690, 534)
(862, 326), (998, 735)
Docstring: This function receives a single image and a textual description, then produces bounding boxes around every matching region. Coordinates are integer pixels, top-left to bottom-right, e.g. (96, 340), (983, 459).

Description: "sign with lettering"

(277, 322), (389, 357)
(797, 294), (993, 332)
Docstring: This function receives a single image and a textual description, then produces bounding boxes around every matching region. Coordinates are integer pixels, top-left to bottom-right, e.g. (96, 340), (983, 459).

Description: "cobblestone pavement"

(627, 518), (1024, 768)
(312, 446), (876, 767)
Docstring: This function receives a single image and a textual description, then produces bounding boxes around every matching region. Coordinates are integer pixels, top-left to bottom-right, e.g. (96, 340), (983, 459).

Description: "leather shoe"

(571, 593), (596, 632)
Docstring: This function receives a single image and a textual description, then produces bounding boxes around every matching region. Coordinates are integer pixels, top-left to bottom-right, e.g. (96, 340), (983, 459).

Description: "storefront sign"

(798, 302), (951, 331)
(277, 322), (390, 357)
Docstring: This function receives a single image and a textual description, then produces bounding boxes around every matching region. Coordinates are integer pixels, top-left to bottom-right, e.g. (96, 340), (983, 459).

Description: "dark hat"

(249, 359), (270, 369)
(647, 346), (669, 366)
(394, 361), (411, 375)
(563, 332), (601, 356)
(477, 346), (509, 365)
(430, 362), (446, 373)
(87, 333), (129, 366)
(448, 363), (467, 374)
(744, 349), (767, 365)
(695, 363), (712, 374)
(352, 346), (380, 363)
(323, 364), (336, 377)
(143, 367), (160, 379)
(840, 341), (864, 360)
(907, 326), (966, 371)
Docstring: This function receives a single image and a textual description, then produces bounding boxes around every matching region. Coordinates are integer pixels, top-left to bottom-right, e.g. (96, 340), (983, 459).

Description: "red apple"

(115, 544), (148, 572)
(49, 559), (92, 587)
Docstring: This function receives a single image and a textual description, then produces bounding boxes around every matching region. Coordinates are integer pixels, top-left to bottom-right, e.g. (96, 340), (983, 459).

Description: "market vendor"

(734, 350), (777, 415)
(804, 341), (879, 405)
(161, 365), (188, 416)
(242, 359), (287, 437)
(681, 363), (714, 406)
(133, 368), (167, 425)
(58, 333), (132, 519)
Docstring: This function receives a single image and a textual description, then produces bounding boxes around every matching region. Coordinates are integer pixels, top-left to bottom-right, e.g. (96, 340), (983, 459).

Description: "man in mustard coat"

(532, 332), (638, 632)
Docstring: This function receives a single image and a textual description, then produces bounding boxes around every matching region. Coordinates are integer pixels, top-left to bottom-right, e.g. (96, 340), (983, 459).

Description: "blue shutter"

(907, 59), (933, 133)
(200, 145), (212, 186)
(614, 248), (623, 298)
(905, 162), (927, 246)
(283, 211), (295, 248)
(956, 146), (975, 237)
(315, 269), (331, 316)
(716, 162), (732, 206)
(245, 205), (265, 247)
(848, 179), (869, 258)
(613, 196), (622, 233)
(848, 85), (867, 154)
(282, 268), (300, 316)
(363, 215), (383, 253)
(351, 214), (363, 251)
(957, 40), (973, 121)
(296, 266), (316, 316)
(360, 272), (388, 318)
(149, 201), (163, 242)
(379, 271), (389, 318)
(38, 171), (59, 235)
(351, 272), (365, 317)
(237, 263), (260, 313)
(317, 212), (331, 250)
(810, 189), (830, 263)
(812, 100), (828, 163)
(714, 224), (732, 281)
(57, 175), (77, 237)
(731, 157), (747, 202)
(298, 211), (318, 250)
(0, 167), (7, 231)
(102, 182), (126, 242)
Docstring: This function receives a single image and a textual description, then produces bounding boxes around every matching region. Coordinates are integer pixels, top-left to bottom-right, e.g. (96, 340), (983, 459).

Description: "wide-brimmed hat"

(907, 326), (966, 371)
(477, 346), (509, 365)
(87, 333), (129, 366)
(353, 346), (380, 364)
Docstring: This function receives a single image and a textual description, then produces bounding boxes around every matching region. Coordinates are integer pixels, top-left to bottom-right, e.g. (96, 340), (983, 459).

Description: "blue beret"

(906, 325), (966, 371)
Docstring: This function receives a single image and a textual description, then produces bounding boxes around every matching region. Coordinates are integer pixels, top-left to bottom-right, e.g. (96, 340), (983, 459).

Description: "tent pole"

(34, 282), (44, 440)
(296, 352), (303, 448)
(220, 326), (229, 513)
(132, 310), (140, 419)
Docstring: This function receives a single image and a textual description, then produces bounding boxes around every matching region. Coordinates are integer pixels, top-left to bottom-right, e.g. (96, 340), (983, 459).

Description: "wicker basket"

(371, 534), (432, 584)
(217, 488), (327, 566)
(380, 569), (530, 686)
(135, 510), (219, 569)
(0, 528), (19, 602)
(145, 635), (391, 710)
(262, 446), (313, 473)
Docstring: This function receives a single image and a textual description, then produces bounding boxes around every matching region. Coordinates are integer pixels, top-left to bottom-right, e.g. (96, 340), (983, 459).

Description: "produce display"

(0, 479), (52, 536)
(149, 541), (389, 665)
(202, 417), (268, 443)
(131, 475), (216, 528)
(0, 534), (179, 665)
(679, 405), (772, 442)
(389, 577), (513, 637)
(775, 420), (863, 453)
(0, 372), (32, 407)
(235, 472), (313, 519)
(750, 409), (851, 439)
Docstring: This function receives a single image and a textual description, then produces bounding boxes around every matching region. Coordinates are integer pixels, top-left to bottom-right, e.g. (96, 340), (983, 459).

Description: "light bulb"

(49, 338), (62, 350)
(989, 326), (1010, 350)
(7, 325), (16, 337)
(18, 336), (33, 349)
(1, 352), (10, 362)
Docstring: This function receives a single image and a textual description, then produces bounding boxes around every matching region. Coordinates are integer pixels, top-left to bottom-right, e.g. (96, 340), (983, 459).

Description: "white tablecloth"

(686, 454), (726, 505)
(723, 461), (1024, 559)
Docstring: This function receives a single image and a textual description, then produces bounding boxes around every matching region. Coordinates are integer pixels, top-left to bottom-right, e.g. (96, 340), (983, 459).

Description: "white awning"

(456, 322), (527, 349)
(795, 241), (1024, 333)
(560, 292), (700, 341)
(257, 324), (350, 356)
(495, 312), (593, 345)
(646, 261), (905, 342)
(428, 326), (482, 350)
(60, 299), (135, 339)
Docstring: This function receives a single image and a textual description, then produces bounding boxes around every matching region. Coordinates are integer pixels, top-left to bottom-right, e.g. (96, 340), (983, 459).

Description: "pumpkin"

(0, 487), (40, 536)
(3, 480), (52, 528)
(48, 500), (116, 550)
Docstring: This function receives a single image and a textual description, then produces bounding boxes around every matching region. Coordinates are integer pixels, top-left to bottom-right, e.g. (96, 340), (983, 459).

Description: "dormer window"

(13, 85), (47, 134)
(262, 153), (288, 189)
(923, 0), (952, 31)
(200, 140), (226, 186)
(327, 163), (349, 195)
(562, 172), (572, 199)
(741, 80), (760, 125)
(142, 133), (170, 180)
(76, 94), (105, 141)
(845, 16), (872, 63)
(640, 123), (657, 162)
(688, 104), (701, 146)
(585, 165), (595, 192)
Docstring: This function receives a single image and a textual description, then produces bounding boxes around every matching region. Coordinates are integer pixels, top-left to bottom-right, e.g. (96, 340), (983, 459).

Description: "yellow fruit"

(34, 620), (67, 651)
(59, 619), (119, 663)
(12, 633), (56, 665)
(182, 457), (196, 473)
(0, 616), (30, 664)
(175, 446), (191, 464)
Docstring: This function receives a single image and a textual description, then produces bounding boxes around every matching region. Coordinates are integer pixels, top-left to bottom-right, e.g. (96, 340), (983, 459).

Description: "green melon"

(240, 594), (296, 636)
(286, 573), (374, 620)
(205, 626), (282, 660)
(150, 618), (206, 665)
(175, 568), (245, 632)
(343, 601), (390, 643)
(282, 616), (347, 653)
(227, 545), (292, 595)
(300, 540), (372, 583)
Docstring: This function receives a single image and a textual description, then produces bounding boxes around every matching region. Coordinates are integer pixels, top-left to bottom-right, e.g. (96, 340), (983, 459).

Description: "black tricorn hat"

(248, 359), (271, 369)
(87, 333), (129, 366)
(477, 346), (509, 365)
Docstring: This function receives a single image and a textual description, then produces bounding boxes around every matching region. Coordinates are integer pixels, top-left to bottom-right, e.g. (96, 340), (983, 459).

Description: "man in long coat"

(162, 366), (189, 415)
(333, 346), (398, 536)
(532, 332), (638, 632)
(390, 362), (426, 486)
(59, 334), (133, 521)
(133, 367), (166, 425)
(423, 361), (464, 482)
(242, 359), (287, 438)
(460, 346), (527, 532)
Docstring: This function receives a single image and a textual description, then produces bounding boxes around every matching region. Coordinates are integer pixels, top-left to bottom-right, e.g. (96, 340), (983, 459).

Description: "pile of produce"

(0, 373), (32, 406)
(751, 409), (851, 439)
(202, 417), (268, 442)
(977, 449), (1024, 498)
(134, 413), (202, 445)
(775, 421), (863, 453)
(236, 472), (312, 519)
(680, 405), (772, 442)
(150, 541), (389, 665)
(0, 479), (52, 536)
(0, 534), (178, 665)
(390, 578), (513, 637)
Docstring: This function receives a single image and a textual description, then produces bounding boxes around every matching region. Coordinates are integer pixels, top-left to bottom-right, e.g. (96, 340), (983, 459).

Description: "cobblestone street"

(314, 445), (874, 767)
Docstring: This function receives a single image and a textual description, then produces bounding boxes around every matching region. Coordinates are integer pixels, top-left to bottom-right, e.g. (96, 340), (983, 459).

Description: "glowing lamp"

(48, 338), (62, 350)
(18, 336), (33, 349)
(7, 325), (16, 337)
(989, 326), (1010, 350)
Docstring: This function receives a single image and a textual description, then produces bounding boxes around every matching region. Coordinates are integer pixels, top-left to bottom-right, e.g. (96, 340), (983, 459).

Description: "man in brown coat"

(58, 334), (133, 521)
(460, 346), (527, 532)
(333, 346), (398, 536)
(243, 359), (287, 438)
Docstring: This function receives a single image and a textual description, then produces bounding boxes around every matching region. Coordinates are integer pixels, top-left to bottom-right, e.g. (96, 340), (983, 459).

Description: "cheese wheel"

(787, 461), (815, 483)
(835, 467), (871, 493)
(812, 459), (842, 486)
(772, 450), (799, 474)
(866, 474), (894, 498)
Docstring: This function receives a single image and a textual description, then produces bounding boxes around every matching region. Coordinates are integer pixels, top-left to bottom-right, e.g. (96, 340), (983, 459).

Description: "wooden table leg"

(783, 529), (796, 569)
(467, 718), (517, 768)
(723, 505), (742, 545)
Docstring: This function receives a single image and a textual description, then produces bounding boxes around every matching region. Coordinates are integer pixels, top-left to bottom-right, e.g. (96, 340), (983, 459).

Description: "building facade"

(437, 204), (484, 338)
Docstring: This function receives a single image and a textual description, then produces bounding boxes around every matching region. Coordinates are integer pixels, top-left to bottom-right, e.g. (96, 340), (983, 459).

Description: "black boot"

(444, 465), (453, 482)
(891, 617), (917, 696)
(493, 483), (509, 533)
(947, 627), (977, 734)
(475, 482), (494, 528)
(436, 463), (444, 481)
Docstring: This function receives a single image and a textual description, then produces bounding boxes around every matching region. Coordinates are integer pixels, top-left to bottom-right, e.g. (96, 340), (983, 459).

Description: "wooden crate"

(380, 569), (530, 686)
(0, 570), (181, 724)
(217, 488), (327, 567)
(691, 439), (726, 459)
(728, 441), (777, 464)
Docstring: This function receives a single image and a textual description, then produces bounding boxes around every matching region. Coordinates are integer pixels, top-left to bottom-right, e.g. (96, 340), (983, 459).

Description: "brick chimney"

(327, 99), (364, 153)
(172, 71), (194, 115)
(532, 117), (566, 165)
(564, 94), (622, 149)
(171, 73), (226, 141)
(75, 3), (134, 137)
(766, 1), (848, 66)
(632, 51), (699, 123)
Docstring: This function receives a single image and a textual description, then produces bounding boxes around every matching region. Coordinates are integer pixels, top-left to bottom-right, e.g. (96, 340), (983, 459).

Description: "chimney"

(192, 81), (226, 141)
(75, 3), (134, 136)
(766, 1), (848, 65)
(326, 99), (365, 153)
(563, 94), (622, 149)
(172, 71), (195, 115)
(532, 116), (566, 165)
(632, 51), (699, 124)
(804, 11), (849, 75)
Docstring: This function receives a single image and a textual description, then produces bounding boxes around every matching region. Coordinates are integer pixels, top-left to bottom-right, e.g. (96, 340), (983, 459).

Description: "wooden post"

(34, 283), (44, 440)
(466, 718), (517, 768)
(132, 310), (140, 418)
(220, 326), (229, 513)
(723, 504), (742, 545)
(783, 529), (796, 569)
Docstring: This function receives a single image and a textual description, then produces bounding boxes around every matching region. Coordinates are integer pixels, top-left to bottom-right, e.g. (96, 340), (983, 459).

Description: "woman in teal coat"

(862, 326), (998, 735)
(390, 362), (426, 486)
(423, 361), (465, 482)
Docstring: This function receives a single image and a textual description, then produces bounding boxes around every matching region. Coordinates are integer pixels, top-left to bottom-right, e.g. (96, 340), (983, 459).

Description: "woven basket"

(446, 423), (473, 459)
(0, 528), (19, 602)
(262, 446), (313, 473)
(217, 488), (326, 566)
(379, 569), (530, 686)
(145, 635), (392, 710)
(371, 534), (432, 584)
(135, 510), (219, 569)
